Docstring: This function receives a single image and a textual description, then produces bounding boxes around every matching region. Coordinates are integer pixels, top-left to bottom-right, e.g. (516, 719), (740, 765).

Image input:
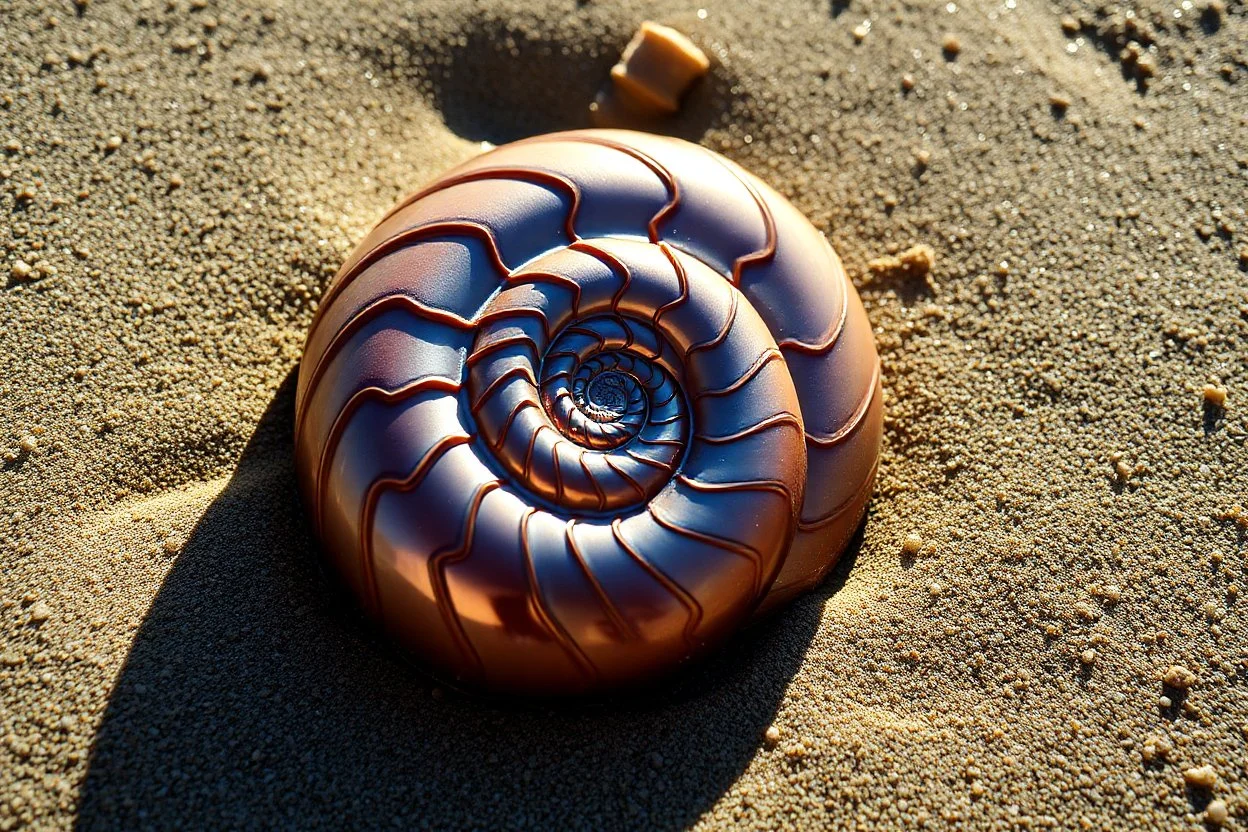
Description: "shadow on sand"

(376, 9), (730, 146)
(76, 371), (856, 830)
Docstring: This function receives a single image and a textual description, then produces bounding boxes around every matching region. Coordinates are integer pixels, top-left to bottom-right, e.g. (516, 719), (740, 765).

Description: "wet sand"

(1, 0), (1246, 828)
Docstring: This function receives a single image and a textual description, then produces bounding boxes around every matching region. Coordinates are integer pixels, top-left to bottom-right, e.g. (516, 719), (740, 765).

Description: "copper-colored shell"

(294, 129), (882, 695)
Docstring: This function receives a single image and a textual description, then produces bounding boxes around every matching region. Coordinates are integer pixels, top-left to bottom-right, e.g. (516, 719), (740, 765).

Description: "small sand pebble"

(899, 245), (934, 274)
(941, 34), (961, 56)
(1079, 649), (1096, 665)
(1183, 764), (1217, 789)
(1203, 384), (1227, 408)
(1162, 665), (1198, 689)
(28, 601), (51, 623)
(868, 244), (935, 279)
(1205, 799), (1229, 825)
(764, 725), (781, 746)
(11, 260), (33, 280)
(901, 533), (923, 556)
(1141, 735), (1171, 762)
(18, 435), (38, 453)
(591, 21), (709, 127)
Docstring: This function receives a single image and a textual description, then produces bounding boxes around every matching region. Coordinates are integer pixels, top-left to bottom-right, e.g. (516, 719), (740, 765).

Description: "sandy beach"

(2, 0), (1246, 828)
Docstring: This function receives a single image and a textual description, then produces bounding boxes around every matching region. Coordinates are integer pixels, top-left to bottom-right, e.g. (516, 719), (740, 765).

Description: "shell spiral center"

(471, 309), (689, 514)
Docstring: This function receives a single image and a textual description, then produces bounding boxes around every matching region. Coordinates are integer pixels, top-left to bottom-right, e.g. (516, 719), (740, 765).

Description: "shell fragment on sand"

(590, 22), (710, 128)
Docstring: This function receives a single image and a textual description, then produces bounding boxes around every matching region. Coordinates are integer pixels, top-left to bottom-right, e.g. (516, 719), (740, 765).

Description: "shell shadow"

(373, 9), (729, 145)
(74, 369), (834, 830)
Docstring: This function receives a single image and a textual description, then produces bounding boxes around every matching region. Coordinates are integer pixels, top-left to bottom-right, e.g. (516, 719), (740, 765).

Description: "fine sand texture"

(2, 0), (1246, 829)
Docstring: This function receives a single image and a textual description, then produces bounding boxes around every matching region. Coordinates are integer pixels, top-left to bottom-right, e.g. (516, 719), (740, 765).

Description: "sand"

(2, 0), (1246, 828)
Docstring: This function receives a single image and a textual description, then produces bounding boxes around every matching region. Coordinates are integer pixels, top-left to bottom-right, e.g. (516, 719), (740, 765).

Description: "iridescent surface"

(294, 129), (882, 694)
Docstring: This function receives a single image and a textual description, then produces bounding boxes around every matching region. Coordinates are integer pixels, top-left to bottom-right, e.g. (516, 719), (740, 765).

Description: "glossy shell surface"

(294, 129), (882, 694)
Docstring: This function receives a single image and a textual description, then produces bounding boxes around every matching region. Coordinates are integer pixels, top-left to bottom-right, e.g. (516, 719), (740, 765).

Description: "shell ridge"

(565, 520), (637, 641)
(314, 375), (462, 537)
(646, 501), (764, 598)
(798, 456), (882, 532)
(515, 132), (680, 241)
(378, 167), (584, 243)
(358, 432), (475, 615)
(803, 358), (882, 447)
(610, 517), (703, 652)
(296, 293), (475, 434)
(520, 509), (600, 683)
(425, 479), (501, 675)
(304, 219), (511, 352)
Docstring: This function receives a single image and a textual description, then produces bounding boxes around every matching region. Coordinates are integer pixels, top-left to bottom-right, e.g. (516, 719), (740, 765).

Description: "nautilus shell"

(294, 129), (882, 695)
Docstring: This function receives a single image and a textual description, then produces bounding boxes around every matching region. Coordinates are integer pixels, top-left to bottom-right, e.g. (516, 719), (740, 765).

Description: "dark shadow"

(76, 369), (834, 830)
(860, 272), (936, 308)
(1158, 683), (1187, 721)
(1199, 5), (1223, 34)
(1187, 785), (1213, 817)
(1202, 401), (1225, 434)
(369, 9), (727, 145)
(409, 16), (614, 143)
(2, 449), (31, 471)
(1067, 20), (1154, 94)
(829, 0), (851, 17)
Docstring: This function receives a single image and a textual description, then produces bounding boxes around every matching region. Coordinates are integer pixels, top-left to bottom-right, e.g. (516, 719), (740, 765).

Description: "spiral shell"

(294, 129), (882, 694)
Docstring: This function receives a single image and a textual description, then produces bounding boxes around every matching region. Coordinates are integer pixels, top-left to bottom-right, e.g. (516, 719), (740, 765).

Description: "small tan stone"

(1183, 764), (1217, 789)
(1162, 664), (1197, 689)
(1205, 799), (1229, 825)
(592, 22), (710, 127)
